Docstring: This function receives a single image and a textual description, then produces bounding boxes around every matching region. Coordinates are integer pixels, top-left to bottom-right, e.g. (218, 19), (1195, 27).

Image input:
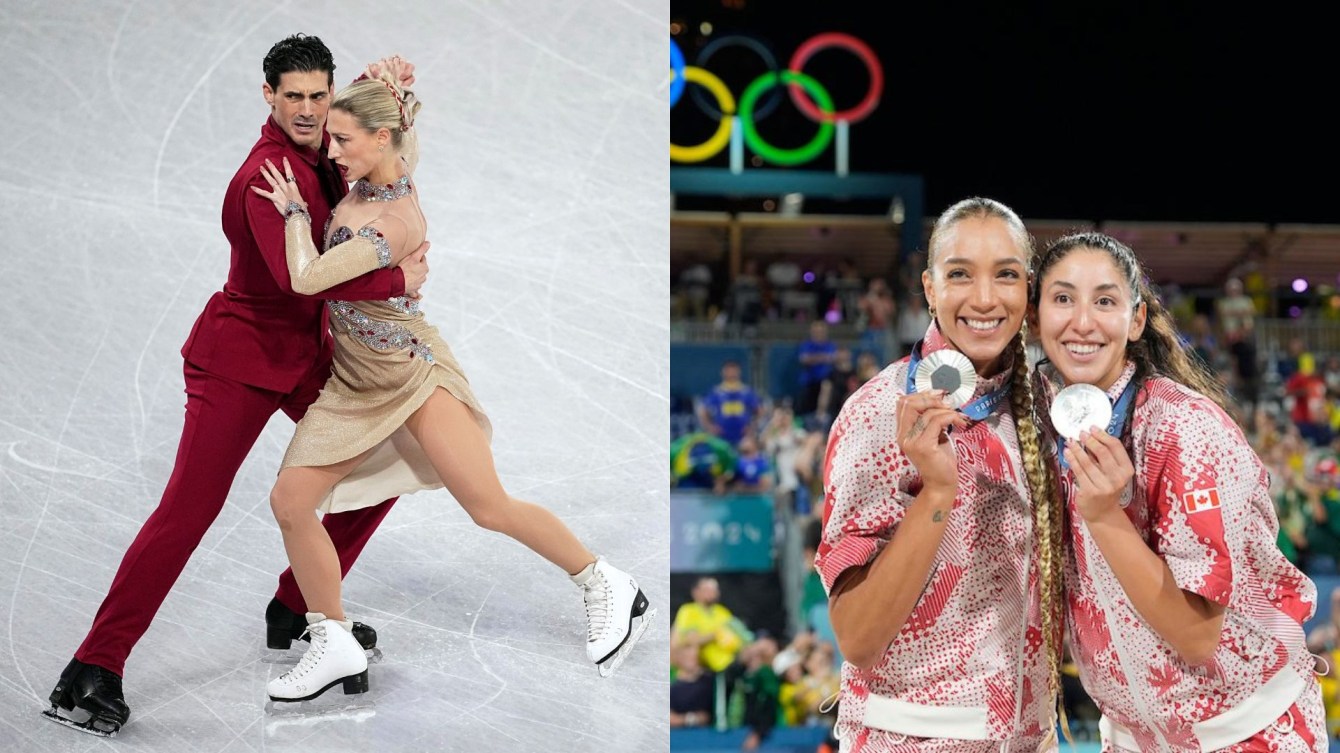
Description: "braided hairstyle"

(1033, 232), (1230, 417)
(331, 71), (422, 151)
(926, 197), (1065, 723)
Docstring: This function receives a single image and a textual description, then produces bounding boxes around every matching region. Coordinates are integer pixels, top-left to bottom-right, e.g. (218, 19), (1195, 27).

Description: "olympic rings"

(670, 39), (686, 107)
(788, 32), (882, 123)
(689, 35), (782, 121)
(739, 71), (834, 166)
(669, 66), (736, 164)
(669, 32), (883, 166)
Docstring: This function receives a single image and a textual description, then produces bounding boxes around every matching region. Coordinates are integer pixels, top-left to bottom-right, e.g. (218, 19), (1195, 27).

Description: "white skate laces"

(281, 622), (330, 683)
(582, 569), (613, 645)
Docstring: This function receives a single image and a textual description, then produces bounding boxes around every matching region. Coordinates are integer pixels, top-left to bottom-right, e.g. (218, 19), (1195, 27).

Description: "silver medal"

(1050, 383), (1112, 441)
(914, 349), (977, 408)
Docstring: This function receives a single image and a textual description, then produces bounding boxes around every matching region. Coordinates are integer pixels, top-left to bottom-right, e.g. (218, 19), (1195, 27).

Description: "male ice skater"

(43, 34), (427, 737)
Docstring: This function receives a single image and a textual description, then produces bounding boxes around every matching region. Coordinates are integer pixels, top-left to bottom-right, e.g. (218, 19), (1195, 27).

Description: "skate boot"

(266, 597), (378, 651)
(42, 658), (130, 737)
(266, 613), (369, 702)
(571, 557), (656, 678)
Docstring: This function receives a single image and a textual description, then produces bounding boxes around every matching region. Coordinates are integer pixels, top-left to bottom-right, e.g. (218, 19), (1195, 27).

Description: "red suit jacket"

(182, 116), (405, 393)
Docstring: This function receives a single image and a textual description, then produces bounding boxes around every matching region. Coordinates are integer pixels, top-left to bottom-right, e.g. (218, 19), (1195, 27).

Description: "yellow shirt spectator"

(672, 577), (747, 672)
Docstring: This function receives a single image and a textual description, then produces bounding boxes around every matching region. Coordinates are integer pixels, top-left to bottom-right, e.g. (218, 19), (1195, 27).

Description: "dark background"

(671, 2), (1336, 224)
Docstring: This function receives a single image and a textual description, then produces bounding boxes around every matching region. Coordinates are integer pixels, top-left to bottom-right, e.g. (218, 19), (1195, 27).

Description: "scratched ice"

(0, 2), (669, 751)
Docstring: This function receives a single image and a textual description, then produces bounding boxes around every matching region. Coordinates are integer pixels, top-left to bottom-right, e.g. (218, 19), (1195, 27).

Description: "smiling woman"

(921, 211), (1030, 377)
(815, 197), (1065, 750)
(1035, 247), (1148, 391)
(1033, 232), (1326, 750)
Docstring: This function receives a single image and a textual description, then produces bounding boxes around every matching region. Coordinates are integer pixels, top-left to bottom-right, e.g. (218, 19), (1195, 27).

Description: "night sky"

(670, 2), (1335, 225)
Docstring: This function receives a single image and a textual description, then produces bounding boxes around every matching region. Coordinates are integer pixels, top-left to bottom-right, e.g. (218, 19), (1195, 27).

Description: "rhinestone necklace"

(355, 174), (413, 202)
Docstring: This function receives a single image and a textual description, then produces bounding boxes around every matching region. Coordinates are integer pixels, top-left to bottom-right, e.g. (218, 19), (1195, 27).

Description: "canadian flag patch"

(1183, 487), (1221, 514)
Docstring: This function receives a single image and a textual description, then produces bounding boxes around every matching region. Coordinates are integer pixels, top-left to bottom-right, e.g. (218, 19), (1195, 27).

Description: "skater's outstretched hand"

(250, 157), (307, 217)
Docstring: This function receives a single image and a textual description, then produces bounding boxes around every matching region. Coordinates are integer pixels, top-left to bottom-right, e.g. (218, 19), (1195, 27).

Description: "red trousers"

(75, 359), (396, 676)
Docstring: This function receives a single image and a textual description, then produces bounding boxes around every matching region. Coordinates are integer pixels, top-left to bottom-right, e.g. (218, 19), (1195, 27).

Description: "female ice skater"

(249, 63), (653, 702)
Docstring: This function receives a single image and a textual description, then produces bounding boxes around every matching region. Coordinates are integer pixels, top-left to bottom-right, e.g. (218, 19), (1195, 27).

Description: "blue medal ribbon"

(905, 339), (1012, 423)
(1056, 379), (1136, 470)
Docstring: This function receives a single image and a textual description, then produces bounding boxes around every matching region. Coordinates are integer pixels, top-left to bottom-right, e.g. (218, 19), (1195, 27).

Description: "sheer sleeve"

(283, 203), (391, 295)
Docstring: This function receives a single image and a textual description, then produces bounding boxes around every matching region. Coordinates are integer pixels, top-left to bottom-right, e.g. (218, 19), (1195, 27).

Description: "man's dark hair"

(262, 33), (335, 89)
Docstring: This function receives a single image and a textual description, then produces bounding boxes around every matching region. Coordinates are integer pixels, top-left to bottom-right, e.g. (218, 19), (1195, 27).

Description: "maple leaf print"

(1148, 661), (1180, 697)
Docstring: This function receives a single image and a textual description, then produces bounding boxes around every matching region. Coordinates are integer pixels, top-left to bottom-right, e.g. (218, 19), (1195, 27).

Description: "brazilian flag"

(671, 432), (737, 489)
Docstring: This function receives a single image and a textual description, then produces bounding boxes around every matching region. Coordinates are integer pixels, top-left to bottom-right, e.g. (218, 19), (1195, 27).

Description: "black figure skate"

(42, 658), (129, 737)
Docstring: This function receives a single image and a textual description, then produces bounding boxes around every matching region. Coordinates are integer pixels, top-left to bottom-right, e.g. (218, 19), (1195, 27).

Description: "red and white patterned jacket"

(1044, 362), (1322, 751)
(816, 324), (1051, 751)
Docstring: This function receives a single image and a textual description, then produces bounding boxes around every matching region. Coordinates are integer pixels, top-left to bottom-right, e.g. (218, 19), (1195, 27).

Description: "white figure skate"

(266, 613), (369, 702)
(572, 557), (655, 678)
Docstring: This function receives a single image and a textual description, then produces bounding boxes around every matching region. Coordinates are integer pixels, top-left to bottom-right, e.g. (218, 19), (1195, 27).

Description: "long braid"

(1009, 323), (1068, 742)
(927, 196), (1065, 738)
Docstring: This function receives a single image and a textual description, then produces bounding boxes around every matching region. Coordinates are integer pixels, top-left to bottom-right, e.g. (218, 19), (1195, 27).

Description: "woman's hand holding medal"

(897, 390), (970, 497)
(1063, 428), (1135, 523)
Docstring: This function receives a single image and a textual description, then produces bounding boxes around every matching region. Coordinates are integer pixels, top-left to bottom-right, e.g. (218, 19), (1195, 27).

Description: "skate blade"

(41, 706), (119, 738)
(597, 606), (657, 678)
(263, 698), (376, 721)
(264, 705), (375, 734)
(262, 646), (383, 666)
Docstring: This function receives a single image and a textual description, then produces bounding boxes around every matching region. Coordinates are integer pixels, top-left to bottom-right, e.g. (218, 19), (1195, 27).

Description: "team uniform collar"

(1103, 361), (1138, 403)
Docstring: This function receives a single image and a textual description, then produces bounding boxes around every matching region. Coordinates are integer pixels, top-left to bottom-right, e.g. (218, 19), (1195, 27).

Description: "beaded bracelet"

(283, 201), (310, 222)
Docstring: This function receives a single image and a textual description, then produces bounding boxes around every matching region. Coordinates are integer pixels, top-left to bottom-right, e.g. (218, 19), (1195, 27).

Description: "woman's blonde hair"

(331, 71), (421, 150)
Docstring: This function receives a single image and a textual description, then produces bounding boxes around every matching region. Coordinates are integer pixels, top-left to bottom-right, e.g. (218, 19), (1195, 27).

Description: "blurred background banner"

(671, 492), (774, 572)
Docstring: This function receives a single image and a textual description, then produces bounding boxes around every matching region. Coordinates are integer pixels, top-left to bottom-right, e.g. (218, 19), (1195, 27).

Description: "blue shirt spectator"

(796, 321), (838, 415)
(730, 435), (773, 493)
(698, 360), (763, 446)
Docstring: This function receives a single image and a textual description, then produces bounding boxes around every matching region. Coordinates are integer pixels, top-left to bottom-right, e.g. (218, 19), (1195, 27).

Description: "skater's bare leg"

(270, 452), (371, 621)
(403, 388), (595, 574)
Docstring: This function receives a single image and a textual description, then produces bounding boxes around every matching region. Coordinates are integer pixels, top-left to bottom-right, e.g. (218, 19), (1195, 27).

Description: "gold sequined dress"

(277, 160), (490, 514)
